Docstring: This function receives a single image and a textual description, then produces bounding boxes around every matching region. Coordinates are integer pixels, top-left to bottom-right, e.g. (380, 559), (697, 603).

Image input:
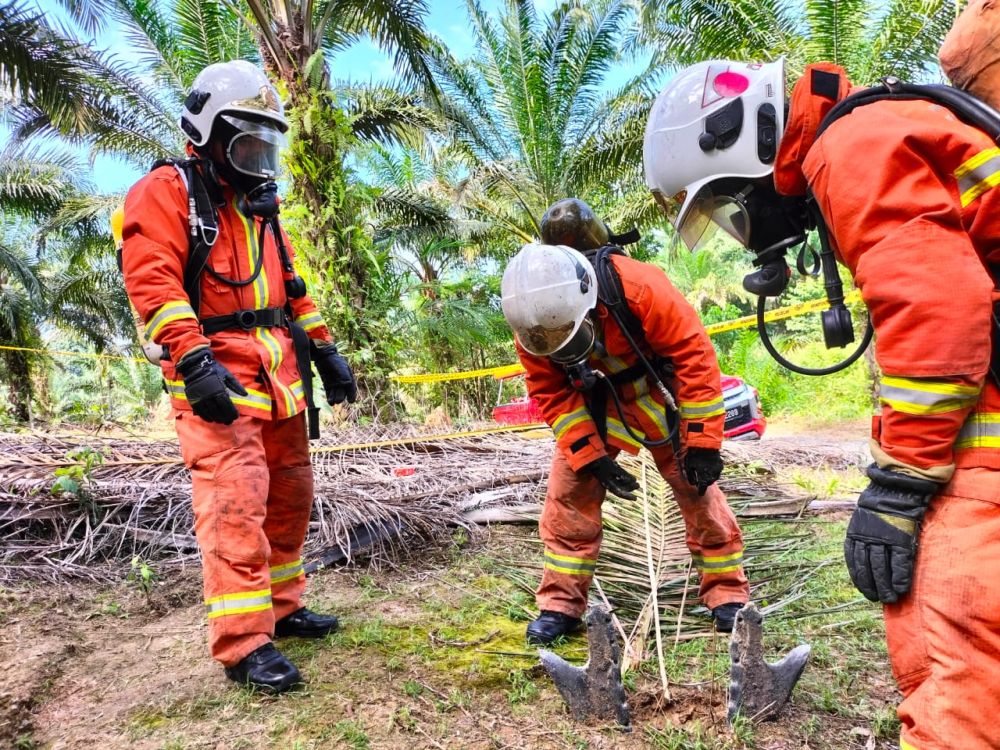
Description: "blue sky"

(21, 0), (645, 194)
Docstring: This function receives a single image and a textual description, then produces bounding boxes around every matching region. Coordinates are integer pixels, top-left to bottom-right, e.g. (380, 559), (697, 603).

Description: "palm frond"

(345, 84), (438, 147)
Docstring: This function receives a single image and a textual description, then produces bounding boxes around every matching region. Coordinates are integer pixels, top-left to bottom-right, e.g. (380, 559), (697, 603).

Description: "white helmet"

(180, 60), (288, 148)
(501, 243), (598, 361)
(643, 59), (785, 250)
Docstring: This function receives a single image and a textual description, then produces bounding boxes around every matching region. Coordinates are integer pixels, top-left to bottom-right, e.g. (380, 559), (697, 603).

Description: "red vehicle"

(492, 371), (766, 440)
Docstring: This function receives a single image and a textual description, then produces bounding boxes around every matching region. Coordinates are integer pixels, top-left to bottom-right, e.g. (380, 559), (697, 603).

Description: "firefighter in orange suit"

(121, 60), (356, 693)
(501, 204), (749, 644)
(644, 50), (1000, 749)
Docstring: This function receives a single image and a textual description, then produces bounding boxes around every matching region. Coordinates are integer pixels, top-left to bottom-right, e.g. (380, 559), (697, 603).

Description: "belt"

(200, 307), (286, 335)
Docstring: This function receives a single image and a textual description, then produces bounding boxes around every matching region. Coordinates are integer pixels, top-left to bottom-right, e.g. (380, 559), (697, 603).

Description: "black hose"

(755, 295), (874, 376)
(596, 370), (678, 449)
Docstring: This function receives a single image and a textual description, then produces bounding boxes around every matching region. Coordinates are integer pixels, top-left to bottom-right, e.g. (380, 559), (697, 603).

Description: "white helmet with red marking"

(643, 59), (785, 250)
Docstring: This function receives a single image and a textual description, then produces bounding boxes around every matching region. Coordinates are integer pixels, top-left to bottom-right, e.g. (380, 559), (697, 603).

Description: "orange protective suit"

(776, 63), (1000, 750)
(121, 164), (332, 667)
(518, 254), (749, 617)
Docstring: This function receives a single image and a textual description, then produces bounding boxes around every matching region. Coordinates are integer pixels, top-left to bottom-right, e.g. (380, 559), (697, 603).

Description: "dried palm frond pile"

(0, 426), (814, 588)
(0, 426), (547, 583)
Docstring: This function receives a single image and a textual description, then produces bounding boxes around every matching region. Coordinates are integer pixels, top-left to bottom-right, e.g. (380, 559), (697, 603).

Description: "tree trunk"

(1, 347), (33, 423)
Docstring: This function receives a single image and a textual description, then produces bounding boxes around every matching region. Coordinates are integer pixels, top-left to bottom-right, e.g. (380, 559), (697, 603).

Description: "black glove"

(175, 349), (247, 425)
(845, 465), (939, 604)
(311, 341), (357, 405)
(585, 456), (640, 501)
(683, 447), (723, 496)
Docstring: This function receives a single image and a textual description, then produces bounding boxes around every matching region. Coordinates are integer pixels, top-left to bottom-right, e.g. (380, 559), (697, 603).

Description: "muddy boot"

(712, 602), (745, 633)
(526, 611), (583, 645)
(275, 607), (340, 638)
(224, 642), (301, 693)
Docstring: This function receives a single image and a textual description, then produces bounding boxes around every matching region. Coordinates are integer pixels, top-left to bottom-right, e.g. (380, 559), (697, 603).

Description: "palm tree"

(426, 0), (661, 249)
(638, 0), (956, 84)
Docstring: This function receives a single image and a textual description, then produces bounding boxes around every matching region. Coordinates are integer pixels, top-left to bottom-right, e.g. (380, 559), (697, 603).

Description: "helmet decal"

(713, 71), (750, 98)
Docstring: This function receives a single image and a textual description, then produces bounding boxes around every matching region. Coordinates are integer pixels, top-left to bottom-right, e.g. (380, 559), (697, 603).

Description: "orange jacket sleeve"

(805, 100), (994, 480)
(617, 257), (726, 450)
(277, 223), (333, 343)
(518, 341), (607, 471)
(121, 167), (210, 363)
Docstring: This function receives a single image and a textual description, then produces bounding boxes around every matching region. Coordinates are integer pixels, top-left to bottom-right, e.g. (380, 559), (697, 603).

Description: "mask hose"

(599, 302), (682, 454)
(754, 205), (873, 375)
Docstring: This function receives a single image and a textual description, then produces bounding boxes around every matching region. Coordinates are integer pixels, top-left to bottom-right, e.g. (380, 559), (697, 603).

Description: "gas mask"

(208, 113), (286, 216)
(550, 317), (602, 391)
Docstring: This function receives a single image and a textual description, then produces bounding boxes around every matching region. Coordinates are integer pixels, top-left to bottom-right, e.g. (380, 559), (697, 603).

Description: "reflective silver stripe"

(956, 147), (1000, 206)
(270, 558), (304, 584)
(636, 393), (669, 437)
(146, 301), (197, 340)
(602, 355), (629, 374)
(543, 551), (596, 574)
(679, 398), (725, 419)
(607, 417), (643, 448)
(230, 388), (272, 410)
(956, 413), (1000, 448)
(552, 408), (591, 439)
(879, 376), (980, 415)
(204, 589), (272, 619)
(295, 311), (324, 331)
(692, 550), (744, 571)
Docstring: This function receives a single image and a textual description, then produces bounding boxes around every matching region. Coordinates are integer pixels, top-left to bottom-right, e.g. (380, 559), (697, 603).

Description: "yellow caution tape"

(0, 344), (146, 363)
(391, 290), (865, 384)
(1, 291), (865, 382)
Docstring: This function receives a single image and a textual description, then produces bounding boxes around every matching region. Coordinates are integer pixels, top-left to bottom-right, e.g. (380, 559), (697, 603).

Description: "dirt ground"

(2, 419), (902, 750)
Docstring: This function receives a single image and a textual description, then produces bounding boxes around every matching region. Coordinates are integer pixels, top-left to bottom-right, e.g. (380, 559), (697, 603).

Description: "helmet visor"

(676, 185), (752, 251)
(222, 114), (287, 178)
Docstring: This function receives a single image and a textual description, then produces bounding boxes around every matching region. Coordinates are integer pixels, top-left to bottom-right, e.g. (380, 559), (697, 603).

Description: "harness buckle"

(236, 309), (258, 329)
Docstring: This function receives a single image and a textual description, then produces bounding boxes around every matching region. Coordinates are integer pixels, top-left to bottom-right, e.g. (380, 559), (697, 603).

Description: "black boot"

(274, 607), (340, 638)
(712, 602), (745, 633)
(224, 642), (301, 693)
(526, 610), (583, 645)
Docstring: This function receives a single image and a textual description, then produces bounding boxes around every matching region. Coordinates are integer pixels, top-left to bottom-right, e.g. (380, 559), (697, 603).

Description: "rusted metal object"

(538, 605), (631, 729)
(727, 602), (811, 723)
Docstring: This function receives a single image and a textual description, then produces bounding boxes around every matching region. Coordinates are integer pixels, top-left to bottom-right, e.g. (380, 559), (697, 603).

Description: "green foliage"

(50, 446), (105, 498)
(127, 555), (157, 600)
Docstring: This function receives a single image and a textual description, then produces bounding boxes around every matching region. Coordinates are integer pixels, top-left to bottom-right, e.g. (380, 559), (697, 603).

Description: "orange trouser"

(537, 444), (749, 618)
(175, 410), (314, 667)
(885, 466), (1000, 750)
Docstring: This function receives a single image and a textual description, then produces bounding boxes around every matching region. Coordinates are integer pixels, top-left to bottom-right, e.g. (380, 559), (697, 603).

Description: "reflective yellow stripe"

(635, 394), (668, 439)
(552, 408), (591, 440)
(295, 311), (324, 332)
(146, 301), (197, 340)
(955, 147), (1000, 206)
(955, 412), (1000, 449)
(900, 736), (920, 750)
(692, 549), (744, 573)
(679, 397), (725, 419)
(164, 379), (272, 413)
(204, 588), (272, 619)
(602, 355), (629, 374)
(544, 562), (595, 576)
(544, 551), (597, 565)
(607, 417), (643, 449)
(258, 327), (296, 416)
(270, 558), (304, 585)
(880, 376), (981, 416)
(699, 551), (743, 564)
(234, 197), (269, 310)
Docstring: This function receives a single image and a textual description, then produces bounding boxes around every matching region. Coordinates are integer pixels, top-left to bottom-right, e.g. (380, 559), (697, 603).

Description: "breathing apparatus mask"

(673, 174), (865, 373)
(549, 317), (602, 391)
(196, 113), (306, 300)
(205, 113), (286, 217)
